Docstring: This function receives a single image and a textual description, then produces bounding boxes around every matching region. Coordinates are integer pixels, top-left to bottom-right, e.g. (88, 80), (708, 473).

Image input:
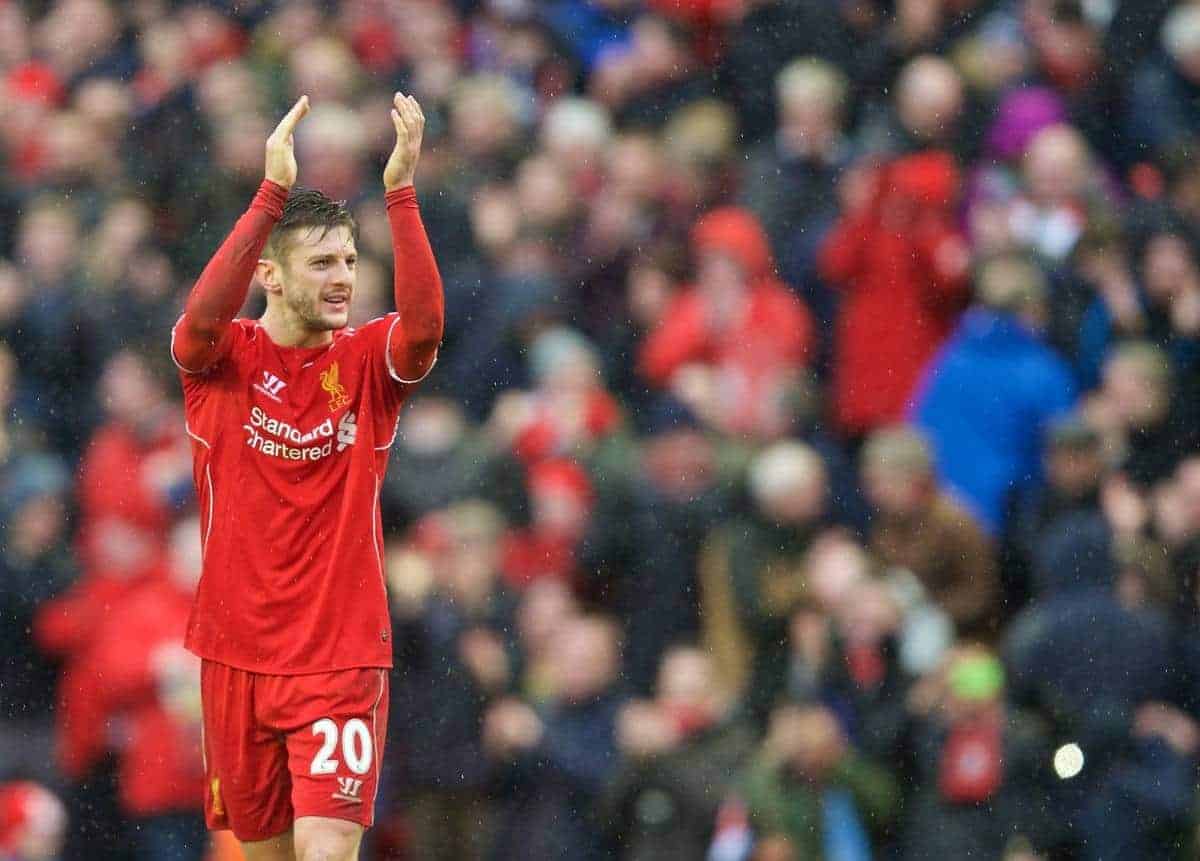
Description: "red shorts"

(200, 660), (389, 842)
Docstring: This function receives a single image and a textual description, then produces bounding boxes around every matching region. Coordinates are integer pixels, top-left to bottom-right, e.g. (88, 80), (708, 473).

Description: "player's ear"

(256, 258), (283, 295)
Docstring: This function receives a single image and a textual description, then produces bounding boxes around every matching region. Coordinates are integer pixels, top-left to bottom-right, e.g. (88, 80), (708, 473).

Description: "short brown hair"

(263, 187), (357, 263)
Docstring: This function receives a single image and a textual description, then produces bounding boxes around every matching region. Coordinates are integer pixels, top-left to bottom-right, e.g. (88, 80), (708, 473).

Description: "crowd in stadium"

(2, 0), (1200, 858)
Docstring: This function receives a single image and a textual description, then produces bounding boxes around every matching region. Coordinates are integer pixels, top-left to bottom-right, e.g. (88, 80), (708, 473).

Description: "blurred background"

(2, 0), (1200, 859)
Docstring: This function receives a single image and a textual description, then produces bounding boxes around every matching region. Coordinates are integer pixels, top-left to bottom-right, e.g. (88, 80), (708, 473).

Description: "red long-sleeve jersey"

(170, 180), (443, 674)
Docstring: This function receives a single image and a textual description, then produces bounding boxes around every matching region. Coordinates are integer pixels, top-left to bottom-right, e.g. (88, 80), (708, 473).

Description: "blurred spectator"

(381, 393), (528, 533)
(819, 150), (969, 439)
(862, 56), (966, 158)
(1127, 3), (1200, 160)
(741, 57), (852, 301)
(1077, 220), (1200, 392)
(387, 501), (519, 861)
(513, 579), (580, 707)
(1003, 416), (1107, 614)
(501, 457), (593, 590)
(720, 0), (856, 141)
(581, 398), (734, 693)
(588, 13), (710, 128)
(782, 576), (912, 764)
(862, 425), (999, 637)
(87, 519), (204, 861)
(1005, 565), (1188, 857)
(1024, 0), (1119, 165)
(915, 253), (1077, 533)
(600, 646), (754, 861)
(639, 207), (813, 438)
(1084, 341), (1196, 487)
(0, 453), (73, 788)
(9, 199), (103, 456)
(489, 325), (622, 466)
(1009, 124), (1106, 263)
(76, 349), (191, 585)
(729, 703), (899, 859)
(901, 646), (1056, 858)
(711, 441), (832, 720)
(0, 781), (66, 861)
(484, 615), (626, 860)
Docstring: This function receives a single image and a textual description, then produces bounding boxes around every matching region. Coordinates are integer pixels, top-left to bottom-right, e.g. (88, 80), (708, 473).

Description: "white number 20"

(310, 718), (373, 776)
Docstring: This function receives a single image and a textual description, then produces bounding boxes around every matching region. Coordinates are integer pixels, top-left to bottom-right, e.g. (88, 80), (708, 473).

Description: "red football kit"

(171, 179), (443, 840)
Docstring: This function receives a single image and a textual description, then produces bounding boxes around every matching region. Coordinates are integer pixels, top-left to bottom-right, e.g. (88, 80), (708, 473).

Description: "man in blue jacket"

(914, 254), (1077, 534)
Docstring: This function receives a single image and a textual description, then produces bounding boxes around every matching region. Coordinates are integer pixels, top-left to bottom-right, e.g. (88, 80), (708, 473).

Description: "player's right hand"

(265, 95), (309, 189)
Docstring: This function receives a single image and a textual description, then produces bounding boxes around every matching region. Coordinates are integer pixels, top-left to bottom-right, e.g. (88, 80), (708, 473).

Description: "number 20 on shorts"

(310, 718), (374, 775)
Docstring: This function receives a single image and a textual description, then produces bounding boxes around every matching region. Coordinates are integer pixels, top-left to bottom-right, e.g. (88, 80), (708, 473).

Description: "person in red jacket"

(819, 151), (971, 441)
(76, 348), (192, 584)
(89, 517), (206, 861)
(501, 457), (594, 590)
(638, 207), (813, 438)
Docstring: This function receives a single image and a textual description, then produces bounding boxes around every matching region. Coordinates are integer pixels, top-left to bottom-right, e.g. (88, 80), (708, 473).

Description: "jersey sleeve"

(353, 313), (426, 408)
(171, 180), (287, 375)
(383, 186), (444, 384)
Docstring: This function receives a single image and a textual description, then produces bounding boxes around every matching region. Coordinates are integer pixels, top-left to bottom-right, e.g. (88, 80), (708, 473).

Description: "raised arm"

(382, 93), (444, 383)
(171, 96), (309, 373)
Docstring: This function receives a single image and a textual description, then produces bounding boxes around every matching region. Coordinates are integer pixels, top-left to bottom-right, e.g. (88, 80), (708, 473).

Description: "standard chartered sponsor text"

(244, 406), (335, 461)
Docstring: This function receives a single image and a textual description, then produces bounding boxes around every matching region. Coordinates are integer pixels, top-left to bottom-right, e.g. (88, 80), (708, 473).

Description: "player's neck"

(259, 305), (334, 349)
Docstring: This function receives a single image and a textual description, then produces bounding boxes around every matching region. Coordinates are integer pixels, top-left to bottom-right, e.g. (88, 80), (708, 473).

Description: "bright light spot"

(1054, 743), (1084, 779)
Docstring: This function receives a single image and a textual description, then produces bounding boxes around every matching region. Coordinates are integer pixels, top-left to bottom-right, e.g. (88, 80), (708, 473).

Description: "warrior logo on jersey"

(319, 362), (351, 412)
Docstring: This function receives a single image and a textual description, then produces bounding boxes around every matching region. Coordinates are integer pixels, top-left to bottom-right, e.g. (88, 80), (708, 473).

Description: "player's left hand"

(384, 92), (425, 191)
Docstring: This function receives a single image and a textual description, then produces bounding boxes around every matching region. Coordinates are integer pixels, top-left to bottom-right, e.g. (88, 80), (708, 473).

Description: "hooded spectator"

(819, 150), (970, 439)
(639, 207), (813, 438)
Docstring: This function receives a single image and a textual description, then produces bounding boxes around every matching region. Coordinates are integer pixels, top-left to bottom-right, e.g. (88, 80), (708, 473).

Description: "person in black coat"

(579, 399), (737, 694)
(1004, 573), (1195, 858)
(387, 501), (520, 861)
(484, 615), (627, 861)
(1003, 416), (1106, 614)
(599, 646), (755, 861)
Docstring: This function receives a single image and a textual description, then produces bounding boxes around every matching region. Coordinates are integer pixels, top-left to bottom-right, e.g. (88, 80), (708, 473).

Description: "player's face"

(280, 225), (357, 332)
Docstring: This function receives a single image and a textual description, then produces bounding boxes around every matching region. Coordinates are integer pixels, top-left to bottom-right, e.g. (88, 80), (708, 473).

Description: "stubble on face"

(277, 225), (357, 333)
